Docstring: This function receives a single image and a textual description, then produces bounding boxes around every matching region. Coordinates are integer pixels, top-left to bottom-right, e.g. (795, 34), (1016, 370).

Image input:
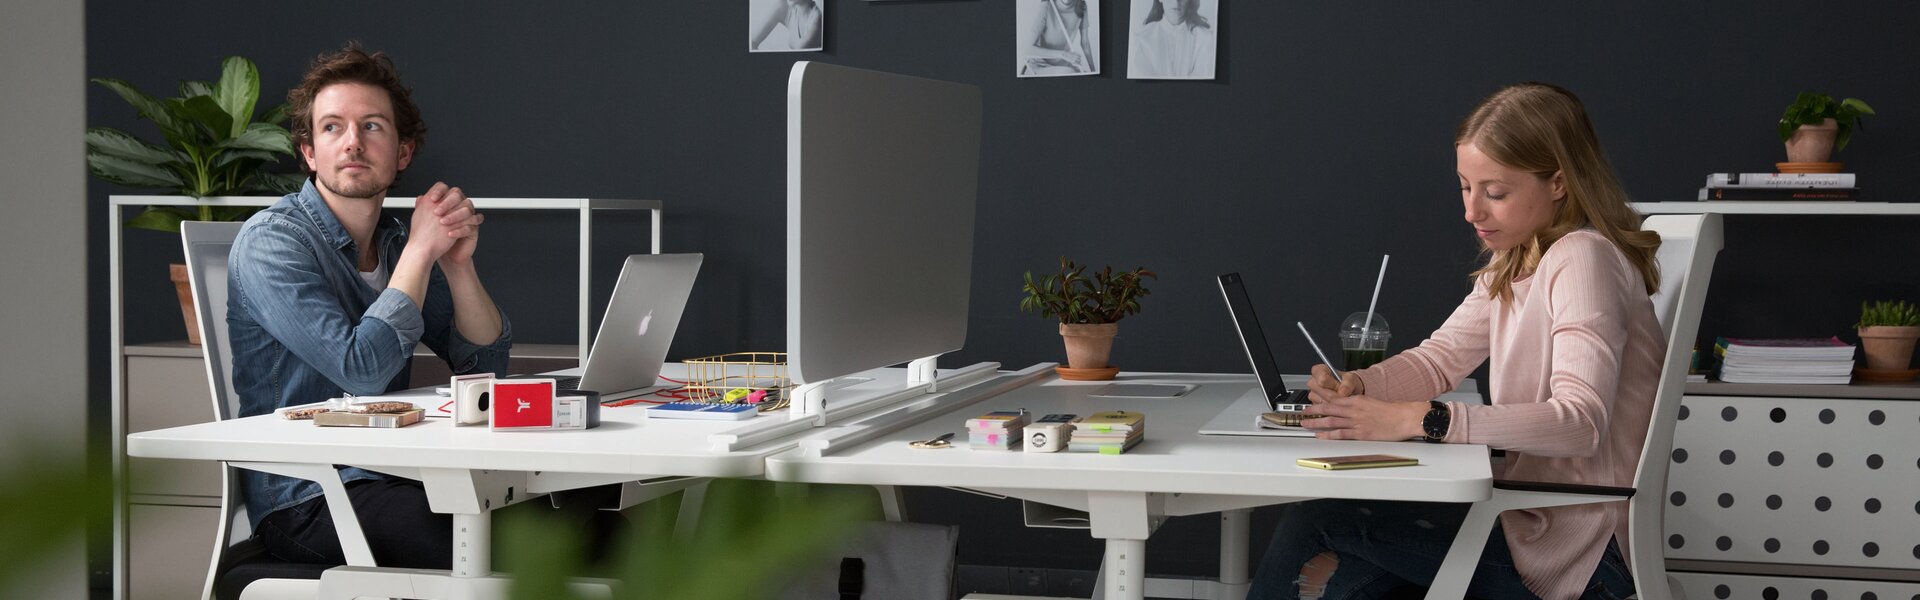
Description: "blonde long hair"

(1458, 83), (1660, 304)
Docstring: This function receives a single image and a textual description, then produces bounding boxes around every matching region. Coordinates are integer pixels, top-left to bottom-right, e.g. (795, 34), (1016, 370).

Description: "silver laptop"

(538, 253), (702, 400)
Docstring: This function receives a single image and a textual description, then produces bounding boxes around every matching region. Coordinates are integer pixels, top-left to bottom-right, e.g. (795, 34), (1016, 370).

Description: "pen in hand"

(1296, 322), (1346, 397)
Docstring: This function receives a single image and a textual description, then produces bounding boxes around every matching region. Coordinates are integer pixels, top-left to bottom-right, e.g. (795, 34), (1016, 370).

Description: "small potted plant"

(89, 56), (302, 343)
(1855, 300), (1920, 381)
(1020, 257), (1155, 381)
(1777, 92), (1875, 171)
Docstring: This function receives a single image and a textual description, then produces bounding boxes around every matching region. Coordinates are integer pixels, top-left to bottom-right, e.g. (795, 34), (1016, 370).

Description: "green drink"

(1343, 348), (1386, 371)
(1339, 312), (1390, 371)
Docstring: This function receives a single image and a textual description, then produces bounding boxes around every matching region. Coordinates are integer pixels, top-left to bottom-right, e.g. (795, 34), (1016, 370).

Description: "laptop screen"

(1217, 273), (1292, 406)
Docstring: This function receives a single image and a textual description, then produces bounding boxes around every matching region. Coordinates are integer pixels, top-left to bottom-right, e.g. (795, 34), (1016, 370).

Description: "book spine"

(1697, 187), (1858, 201)
(1706, 173), (1856, 188)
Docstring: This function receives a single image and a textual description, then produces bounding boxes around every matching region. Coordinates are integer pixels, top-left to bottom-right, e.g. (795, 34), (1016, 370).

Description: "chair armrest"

(1491, 478), (1635, 497)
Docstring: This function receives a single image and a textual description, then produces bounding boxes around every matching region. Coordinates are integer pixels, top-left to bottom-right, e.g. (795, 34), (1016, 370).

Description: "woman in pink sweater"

(1247, 83), (1664, 600)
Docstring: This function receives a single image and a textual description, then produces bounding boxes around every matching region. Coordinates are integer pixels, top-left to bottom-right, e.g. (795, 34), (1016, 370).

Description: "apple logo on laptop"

(637, 310), (654, 336)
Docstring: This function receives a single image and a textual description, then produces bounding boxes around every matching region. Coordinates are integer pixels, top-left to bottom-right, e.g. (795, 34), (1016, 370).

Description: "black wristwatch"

(1421, 400), (1451, 443)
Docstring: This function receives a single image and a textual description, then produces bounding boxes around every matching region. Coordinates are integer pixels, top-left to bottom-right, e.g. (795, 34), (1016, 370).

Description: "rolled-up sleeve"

(231, 217), (420, 396)
(417, 265), (513, 377)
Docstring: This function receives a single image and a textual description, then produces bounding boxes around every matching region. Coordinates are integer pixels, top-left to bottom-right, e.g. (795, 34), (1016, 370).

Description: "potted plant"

(1856, 300), (1920, 380)
(1020, 257), (1156, 380)
(89, 56), (302, 343)
(1776, 92), (1875, 171)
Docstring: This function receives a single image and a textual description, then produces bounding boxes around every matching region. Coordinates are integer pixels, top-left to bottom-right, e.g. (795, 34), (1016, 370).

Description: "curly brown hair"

(286, 43), (427, 170)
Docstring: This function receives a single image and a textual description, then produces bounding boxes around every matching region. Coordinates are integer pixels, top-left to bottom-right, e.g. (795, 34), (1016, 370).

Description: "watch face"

(1423, 402), (1449, 440)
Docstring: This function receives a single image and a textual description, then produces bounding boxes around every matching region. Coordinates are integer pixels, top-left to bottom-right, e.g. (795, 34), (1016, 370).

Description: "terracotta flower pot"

(170, 263), (200, 345)
(1059, 322), (1119, 369)
(1858, 325), (1920, 371)
(1784, 118), (1839, 163)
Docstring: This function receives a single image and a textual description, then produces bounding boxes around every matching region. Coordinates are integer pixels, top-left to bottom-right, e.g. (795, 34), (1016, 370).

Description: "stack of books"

(1697, 172), (1857, 202)
(967, 410), (1029, 451)
(1713, 337), (1857, 384)
(1068, 410), (1145, 454)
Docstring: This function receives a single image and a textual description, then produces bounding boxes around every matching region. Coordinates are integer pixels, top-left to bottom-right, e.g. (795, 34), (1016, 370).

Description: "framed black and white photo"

(749, 0), (825, 53)
(1017, 0), (1100, 78)
(1126, 0), (1218, 80)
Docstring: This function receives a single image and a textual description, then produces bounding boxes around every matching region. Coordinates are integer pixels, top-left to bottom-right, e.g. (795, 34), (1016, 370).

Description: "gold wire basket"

(681, 352), (793, 411)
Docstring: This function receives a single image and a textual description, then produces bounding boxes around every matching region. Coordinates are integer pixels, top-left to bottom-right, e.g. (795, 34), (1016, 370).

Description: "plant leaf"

(125, 206), (188, 233)
(214, 56), (260, 138)
(91, 78), (184, 139)
(1840, 98), (1875, 115)
(212, 148), (275, 169)
(86, 127), (186, 165)
(217, 122), (295, 155)
(86, 154), (184, 189)
(261, 102), (289, 126)
(179, 80), (214, 99)
(258, 173), (306, 195)
(175, 95), (235, 143)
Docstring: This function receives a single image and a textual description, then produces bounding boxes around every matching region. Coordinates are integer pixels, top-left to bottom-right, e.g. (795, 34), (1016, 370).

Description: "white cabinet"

(1635, 202), (1920, 594)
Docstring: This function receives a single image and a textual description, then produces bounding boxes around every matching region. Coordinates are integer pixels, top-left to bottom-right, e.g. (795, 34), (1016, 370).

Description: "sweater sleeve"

(1449, 235), (1635, 457)
(1352, 280), (1493, 404)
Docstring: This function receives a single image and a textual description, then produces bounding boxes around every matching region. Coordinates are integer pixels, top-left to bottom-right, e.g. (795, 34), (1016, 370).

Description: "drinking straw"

(1361, 255), (1390, 340)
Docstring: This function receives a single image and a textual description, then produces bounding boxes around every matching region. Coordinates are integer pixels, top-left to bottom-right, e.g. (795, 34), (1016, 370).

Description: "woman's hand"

(1306, 364), (1364, 403)
(1301, 394), (1426, 441)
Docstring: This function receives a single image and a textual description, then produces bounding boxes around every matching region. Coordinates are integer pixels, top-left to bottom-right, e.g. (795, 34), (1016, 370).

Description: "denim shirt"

(228, 180), (512, 529)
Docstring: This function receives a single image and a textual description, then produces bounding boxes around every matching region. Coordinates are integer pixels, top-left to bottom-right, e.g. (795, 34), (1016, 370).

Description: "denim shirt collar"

(288, 178), (406, 258)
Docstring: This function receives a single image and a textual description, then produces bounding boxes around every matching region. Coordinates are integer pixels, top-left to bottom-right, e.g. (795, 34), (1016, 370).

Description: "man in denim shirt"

(228, 45), (509, 569)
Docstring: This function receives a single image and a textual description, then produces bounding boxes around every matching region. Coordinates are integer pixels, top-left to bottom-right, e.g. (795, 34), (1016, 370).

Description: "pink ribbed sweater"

(1353, 230), (1663, 600)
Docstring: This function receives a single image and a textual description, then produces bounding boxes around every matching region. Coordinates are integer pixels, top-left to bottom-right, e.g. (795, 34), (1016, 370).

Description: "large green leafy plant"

(1777, 92), (1876, 152)
(88, 56), (304, 232)
(1020, 257), (1156, 324)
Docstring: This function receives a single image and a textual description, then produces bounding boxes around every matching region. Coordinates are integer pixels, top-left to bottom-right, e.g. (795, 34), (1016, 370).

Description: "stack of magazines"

(1713, 337), (1856, 384)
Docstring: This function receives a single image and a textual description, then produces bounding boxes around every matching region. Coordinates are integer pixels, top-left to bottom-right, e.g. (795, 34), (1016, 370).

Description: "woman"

(1127, 0), (1214, 78)
(750, 0), (822, 52)
(1248, 83), (1662, 600)
(1021, 0), (1096, 76)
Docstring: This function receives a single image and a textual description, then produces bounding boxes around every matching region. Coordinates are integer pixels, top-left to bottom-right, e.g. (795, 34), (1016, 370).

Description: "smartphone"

(1295, 454), (1419, 470)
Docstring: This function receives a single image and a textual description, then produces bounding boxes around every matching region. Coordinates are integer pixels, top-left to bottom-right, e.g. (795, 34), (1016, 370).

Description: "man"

(227, 45), (508, 569)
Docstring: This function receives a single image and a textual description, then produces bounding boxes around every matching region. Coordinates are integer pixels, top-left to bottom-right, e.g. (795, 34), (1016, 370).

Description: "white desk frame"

(768, 370), (1493, 600)
(108, 194), (660, 599)
(124, 364), (1003, 599)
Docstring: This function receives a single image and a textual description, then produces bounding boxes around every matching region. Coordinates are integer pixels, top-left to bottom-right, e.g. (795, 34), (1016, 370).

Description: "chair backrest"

(1628, 213), (1723, 598)
(182, 221), (244, 421)
(182, 221), (250, 600)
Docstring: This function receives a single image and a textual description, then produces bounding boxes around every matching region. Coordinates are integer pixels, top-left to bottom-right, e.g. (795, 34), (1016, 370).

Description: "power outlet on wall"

(1010, 567), (1047, 595)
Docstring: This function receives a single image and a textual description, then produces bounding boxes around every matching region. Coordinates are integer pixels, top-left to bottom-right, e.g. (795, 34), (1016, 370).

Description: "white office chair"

(183, 221), (381, 600)
(1424, 213), (1723, 600)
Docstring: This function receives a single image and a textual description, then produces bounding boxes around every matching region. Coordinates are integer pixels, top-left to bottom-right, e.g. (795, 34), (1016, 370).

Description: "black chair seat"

(213, 537), (334, 600)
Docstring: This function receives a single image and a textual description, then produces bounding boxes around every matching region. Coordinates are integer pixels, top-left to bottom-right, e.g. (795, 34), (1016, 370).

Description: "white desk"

(768, 370), (1492, 600)
(125, 364), (989, 599)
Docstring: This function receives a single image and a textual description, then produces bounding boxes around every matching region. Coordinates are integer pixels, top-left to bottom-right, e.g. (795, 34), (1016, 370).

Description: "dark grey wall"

(90, 0), (1920, 578)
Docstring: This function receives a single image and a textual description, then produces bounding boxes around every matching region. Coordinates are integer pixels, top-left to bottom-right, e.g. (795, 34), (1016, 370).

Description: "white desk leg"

(453, 511), (491, 578)
(1426, 501), (1499, 600)
(1103, 539), (1148, 600)
(1218, 508), (1252, 598)
(1088, 491), (1160, 600)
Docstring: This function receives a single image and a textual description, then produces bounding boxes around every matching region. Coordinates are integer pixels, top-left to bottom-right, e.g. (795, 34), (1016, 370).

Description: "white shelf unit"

(1634, 201), (1920, 215)
(1635, 201), (1920, 596)
(107, 194), (661, 599)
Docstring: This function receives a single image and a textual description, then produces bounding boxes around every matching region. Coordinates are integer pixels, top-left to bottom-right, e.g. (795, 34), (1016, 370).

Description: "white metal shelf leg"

(1219, 508), (1252, 598)
(876, 485), (905, 522)
(453, 512), (492, 578)
(674, 482), (710, 541)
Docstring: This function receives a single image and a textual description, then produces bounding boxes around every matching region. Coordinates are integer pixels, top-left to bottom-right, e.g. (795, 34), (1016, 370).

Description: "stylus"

(1295, 322), (1343, 384)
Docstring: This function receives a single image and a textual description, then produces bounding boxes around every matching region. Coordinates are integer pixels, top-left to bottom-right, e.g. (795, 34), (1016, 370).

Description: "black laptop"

(1217, 273), (1311, 412)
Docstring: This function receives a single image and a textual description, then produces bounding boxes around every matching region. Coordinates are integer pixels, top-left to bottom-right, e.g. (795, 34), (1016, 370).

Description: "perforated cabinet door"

(1665, 395), (1920, 570)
